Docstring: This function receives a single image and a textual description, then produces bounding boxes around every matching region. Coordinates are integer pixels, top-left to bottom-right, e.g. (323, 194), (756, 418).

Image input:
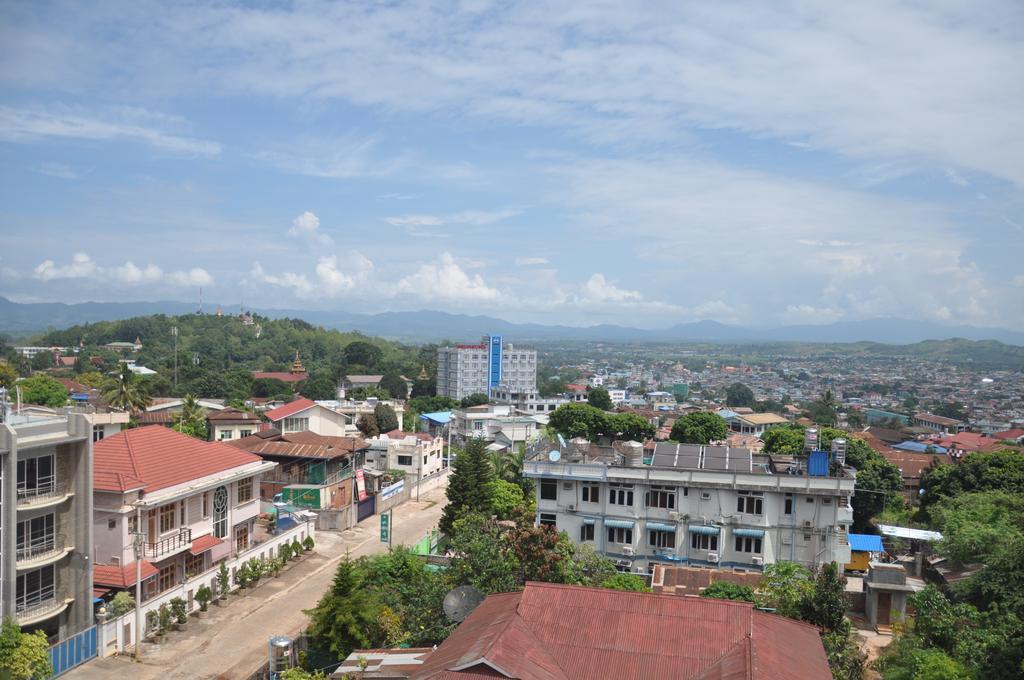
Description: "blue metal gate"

(357, 494), (376, 522)
(49, 625), (97, 677)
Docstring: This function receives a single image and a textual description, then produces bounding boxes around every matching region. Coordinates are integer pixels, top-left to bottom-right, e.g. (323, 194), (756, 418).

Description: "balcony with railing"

(15, 585), (68, 626)
(143, 528), (192, 559)
(16, 534), (70, 569)
(16, 481), (73, 509)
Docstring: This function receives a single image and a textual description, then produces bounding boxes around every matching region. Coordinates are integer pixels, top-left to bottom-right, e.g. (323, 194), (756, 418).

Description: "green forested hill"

(28, 313), (435, 400)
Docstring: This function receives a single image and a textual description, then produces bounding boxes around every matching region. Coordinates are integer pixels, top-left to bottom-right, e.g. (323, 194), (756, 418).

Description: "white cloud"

(385, 215), (444, 228)
(395, 253), (501, 302)
(287, 211), (333, 247)
(385, 208), (519, 236)
(250, 251), (374, 299)
(515, 257), (549, 266)
(781, 305), (845, 325)
(250, 262), (314, 297)
(578, 274), (642, 304)
(0, 105), (221, 156)
(31, 252), (212, 287)
(31, 162), (78, 179)
(944, 168), (969, 187)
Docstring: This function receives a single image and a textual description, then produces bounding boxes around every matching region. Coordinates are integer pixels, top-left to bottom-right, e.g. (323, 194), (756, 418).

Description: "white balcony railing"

(16, 535), (66, 564)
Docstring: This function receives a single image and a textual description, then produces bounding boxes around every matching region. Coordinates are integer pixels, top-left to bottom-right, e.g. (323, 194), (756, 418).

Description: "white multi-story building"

(491, 388), (570, 414)
(453, 404), (540, 451)
(524, 440), (854, 575)
(1, 410), (94, 643)
(366, 430), (445, 480)
(436, 335), (536, 400)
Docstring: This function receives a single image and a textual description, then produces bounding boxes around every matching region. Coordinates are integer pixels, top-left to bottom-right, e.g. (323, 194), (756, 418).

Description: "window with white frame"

(159, 504), (176, 533)
(648, 529), (675, 549)
(690, 533), (718, 551)
(16, 565), (55, 612)
(606, 526), (633, 545)
(645, 485), (675, 509)
(581, 483), (600, 503)
(579, 524), (595, 541)
(609, 483), (634, 506)
(734, 535), (763, 553)
(213, 486), (228, 538)
(736, 490), (764, 515)
(239, 429), (253, 438)
(219, 430), (233, 440)
(281, 417), (309, 433)
(16, 454), (55, 496)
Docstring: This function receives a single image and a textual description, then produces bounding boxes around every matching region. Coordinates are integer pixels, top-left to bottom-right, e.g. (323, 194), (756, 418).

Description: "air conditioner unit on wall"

(622, 547), (635, 556)
(707, 552), (719, 563)
(566, 504), (576, 511)
(668, 511), (680, 521)
(803, 520), (813, 528)
(752, 556), (764, 566)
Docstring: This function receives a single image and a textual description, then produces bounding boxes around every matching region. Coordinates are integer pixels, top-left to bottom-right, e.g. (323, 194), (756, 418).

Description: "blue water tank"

(808, 450), (829, 477)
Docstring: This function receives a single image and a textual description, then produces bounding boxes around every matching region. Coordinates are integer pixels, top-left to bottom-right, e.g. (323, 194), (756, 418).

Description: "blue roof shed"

(848, 534), (884, 553)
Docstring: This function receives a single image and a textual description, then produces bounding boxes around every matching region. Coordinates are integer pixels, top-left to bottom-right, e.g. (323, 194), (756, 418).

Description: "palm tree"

(180, 393), (203, 423)
(489, 451), (510, 481)
(103, 363), (151, 413)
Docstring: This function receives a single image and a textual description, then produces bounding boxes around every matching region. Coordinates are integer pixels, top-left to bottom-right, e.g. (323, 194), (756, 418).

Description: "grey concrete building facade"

(436, 335), (537, 400)
(1, 411), (93, 642)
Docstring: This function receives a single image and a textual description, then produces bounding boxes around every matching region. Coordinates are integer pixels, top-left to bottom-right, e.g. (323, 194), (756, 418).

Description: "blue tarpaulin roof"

(893, 441), (948, 454)
(733, 528), (765, 538)
(848, 534), (885, 552)
(419, 411), (452, 425)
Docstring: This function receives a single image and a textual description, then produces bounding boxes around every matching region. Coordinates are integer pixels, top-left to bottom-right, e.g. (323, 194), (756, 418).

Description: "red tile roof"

(207, 407), (262, 423)
(94, 427), (266, 493)
(412, 582), (830, 680)
(190, 534), (224, 555)
(993, 428), (1024, 440)
(252, 371), (308, 383)
(264, 398), (317, 421)
(94, 561), (158, 588)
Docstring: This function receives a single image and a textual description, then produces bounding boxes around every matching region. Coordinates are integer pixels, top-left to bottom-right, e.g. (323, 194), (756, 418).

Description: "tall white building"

(524, 439), (854, 575)
(436, 335), (537, 400)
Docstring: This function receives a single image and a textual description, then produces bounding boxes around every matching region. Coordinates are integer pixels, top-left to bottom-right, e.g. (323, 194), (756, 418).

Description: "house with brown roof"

(228, 429), (366, 508)
(206, 407), (264, 442)
(336, 582), (831, 679)
(92, 427), (276, 603)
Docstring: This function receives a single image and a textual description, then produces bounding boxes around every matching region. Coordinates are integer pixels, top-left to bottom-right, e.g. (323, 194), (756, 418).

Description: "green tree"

(669, 411), (728, 444)
(459, 393), (489, 408)
(850, 456), (903, 532)
(548, 402), (608, 440)
(881, 647), (971, 680)
(343, 341), (383, 369)
(761, 425), (806, 456)
(379, 372), (409, 400)
(102, 363), (150, 412)
(725, 382), (755, 408)
(930, 491), (1024, 565)
(606, 412), (656, 441)
(758, 561), (813, 619)
(15, 374), (68, 408)
(0, 361), (17, 389)
(305, 560), (382, 662)
(920, 449), (1024, 509)
(600, 573), (650, 592)
(932, 401), (967, 421)
(252, 377), (292, 398)
(30, 351), (55, 371)
(485, 479), (525, 521)
(373, 404), (400, 433)
(0, 617), (52, 680)
(439, 439), (496, 535)
(301, 373), (338, 401)
(356, 413), (379, 438)
(409, 395), (458, 413)
(172, 393), (209, 440)
(701, 581), (756, 602)
(800, 562), (846, 634)
(586, 387), (613, 411)
(447, 513), (519, 594)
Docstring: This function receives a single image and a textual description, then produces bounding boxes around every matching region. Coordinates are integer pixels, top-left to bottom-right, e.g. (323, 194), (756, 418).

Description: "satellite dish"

(556, 434), (567, 448)
(443, 586), (485, 622)
(548, 450), (561, 462)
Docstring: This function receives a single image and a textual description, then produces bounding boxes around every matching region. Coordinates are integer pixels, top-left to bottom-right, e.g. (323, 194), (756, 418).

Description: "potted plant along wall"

(157, 604), (172, 641)
(146, 610), (160, 642)
(234, 562), (251, 593)
(291, 539), (303, 560)
(169, 598), (187, 631)
(278, 542), (292, 567)
(195, 585), (212, 618)
(303, 536), (315, 553)
(216, 563), (230, 603)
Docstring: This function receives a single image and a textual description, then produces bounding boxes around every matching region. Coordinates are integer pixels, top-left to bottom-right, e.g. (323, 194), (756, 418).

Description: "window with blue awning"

(688, 524), (720, 536)
(581, 517), (596, 525)
(646, 522), (676, 532)
(733, 528), (765, 538)
(604, 519), (635, 529)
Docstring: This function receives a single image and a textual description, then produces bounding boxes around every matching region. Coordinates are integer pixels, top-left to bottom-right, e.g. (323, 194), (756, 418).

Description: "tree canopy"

(725, 382), (755, 408)
(16, 374), (68, 408)
(669, 411), (728, 444)
(920, 449), (1024, 509)
(459, 393), (489, 408)
(548, 403), (654, 442)
(439, 439), (495, 535)
(586, 386), (613, 411)
(379, 372), (409, 399)
(0, 618), (52, 680)
(373, 404), (400, 433)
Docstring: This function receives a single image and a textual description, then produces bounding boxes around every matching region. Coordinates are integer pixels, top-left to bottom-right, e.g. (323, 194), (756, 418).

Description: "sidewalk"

(65, 486), (448, 680)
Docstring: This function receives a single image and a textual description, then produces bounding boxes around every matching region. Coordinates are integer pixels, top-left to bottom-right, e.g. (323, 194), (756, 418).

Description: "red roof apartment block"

(94, 426), (265, 493)
(410, 582), (831, 680)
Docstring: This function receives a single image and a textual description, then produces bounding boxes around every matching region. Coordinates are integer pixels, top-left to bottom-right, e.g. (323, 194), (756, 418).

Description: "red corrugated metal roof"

(412, 583), (830, 680)
(264, 398), (317, 421)
(189, 534), (224, 555)
(94, 561), (158, 588)
(94, 427), (265, 493)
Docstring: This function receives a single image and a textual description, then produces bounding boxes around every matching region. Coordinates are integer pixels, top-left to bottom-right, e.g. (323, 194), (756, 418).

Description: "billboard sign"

(355, 469), (367, 501)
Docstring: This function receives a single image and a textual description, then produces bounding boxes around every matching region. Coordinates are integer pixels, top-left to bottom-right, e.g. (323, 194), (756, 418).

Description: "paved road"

(66, 486), (447, 680)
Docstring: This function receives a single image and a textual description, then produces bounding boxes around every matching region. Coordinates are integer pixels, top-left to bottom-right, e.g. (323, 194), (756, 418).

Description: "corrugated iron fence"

(48, 625), (97, 677)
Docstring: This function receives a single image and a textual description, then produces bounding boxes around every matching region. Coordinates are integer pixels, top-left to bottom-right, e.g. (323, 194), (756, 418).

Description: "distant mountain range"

(2, 296), (1023, 346)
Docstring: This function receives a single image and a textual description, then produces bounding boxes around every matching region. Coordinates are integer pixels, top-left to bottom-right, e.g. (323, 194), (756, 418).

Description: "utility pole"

(132, 504), (144, 660)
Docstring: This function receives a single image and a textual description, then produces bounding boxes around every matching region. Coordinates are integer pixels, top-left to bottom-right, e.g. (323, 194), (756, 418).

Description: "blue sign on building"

(487, 334), (503, 395)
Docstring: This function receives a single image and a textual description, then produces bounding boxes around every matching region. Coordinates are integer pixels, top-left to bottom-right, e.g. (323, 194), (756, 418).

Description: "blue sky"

(1, 1), (1022, 329)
